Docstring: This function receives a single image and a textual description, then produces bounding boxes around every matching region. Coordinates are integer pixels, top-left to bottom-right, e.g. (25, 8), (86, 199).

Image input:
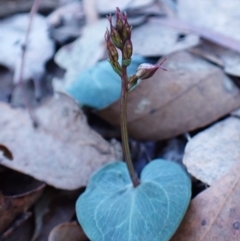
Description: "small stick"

(0, 212), (32, 241)
(16, 0), (43, 127)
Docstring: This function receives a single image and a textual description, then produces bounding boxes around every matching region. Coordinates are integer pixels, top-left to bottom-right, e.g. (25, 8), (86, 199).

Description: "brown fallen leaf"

(131, 21), (199, 56)
(98, 51), (240, 140)
(183, 117), (240, 186)
(48, 222), (88, 241)
(0, 169), (45, 233)
(0, 93), (121, 190)
(171, 158), (240, 241)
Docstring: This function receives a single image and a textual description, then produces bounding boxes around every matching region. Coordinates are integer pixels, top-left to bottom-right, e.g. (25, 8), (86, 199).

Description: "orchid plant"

(76, 8), (191, 241)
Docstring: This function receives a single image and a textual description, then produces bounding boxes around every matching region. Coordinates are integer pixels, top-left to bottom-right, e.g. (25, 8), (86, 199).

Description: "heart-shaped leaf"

(76, 159), (191, 241)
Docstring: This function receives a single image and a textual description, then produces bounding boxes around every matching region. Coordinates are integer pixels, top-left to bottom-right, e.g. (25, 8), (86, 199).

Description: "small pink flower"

(135, 59), (167, 80)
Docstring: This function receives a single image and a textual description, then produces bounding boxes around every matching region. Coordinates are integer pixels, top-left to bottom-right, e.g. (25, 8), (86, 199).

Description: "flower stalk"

(120, 65), (140, 187)
(105, 8), (166, 187)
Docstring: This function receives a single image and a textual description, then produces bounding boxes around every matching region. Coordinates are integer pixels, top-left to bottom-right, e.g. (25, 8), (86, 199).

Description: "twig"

(17, 0), (43, 127)
(0, 212), (32, 241)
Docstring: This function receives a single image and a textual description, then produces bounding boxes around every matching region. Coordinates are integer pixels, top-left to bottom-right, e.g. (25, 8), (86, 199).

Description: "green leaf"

(66, 56), (156, 110)
(76, 159), (191, 241)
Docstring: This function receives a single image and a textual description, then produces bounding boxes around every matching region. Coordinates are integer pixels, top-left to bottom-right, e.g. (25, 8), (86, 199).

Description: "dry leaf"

(48, 222), (88, 241)
(131, 21), (199, 56)
(53, 19), (108, 92)
(0, 172), (45, 233)
(0, 93), (120, 190)
(0, 13), (54, 83)
(190, 40), (240, 77)
(96, 0), (154, 14)
(171, 159), (240, 241)
(178, 0), (240, 42)
(98, 51), (240, 140)
(153, 17), (240, 54)
(183, 117), (240, 185)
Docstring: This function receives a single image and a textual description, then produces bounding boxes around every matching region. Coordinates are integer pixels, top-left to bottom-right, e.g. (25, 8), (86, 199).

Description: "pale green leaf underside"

(76, 159), (191, 241)
(67, 56), (156, 110)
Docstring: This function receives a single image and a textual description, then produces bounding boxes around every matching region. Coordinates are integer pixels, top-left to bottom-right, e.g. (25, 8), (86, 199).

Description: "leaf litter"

(183, 117), (240, 186)
(178, 0), (240, 42)
(190, 39), (240, 77)
(2, 0), (240, 239)
(0, 13), (54, 83)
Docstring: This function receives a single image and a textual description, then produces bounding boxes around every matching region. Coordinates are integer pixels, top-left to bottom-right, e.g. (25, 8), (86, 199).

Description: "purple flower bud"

(116, 8), (124, 33)
(122, 17), (132, 43)
(107, 15), (122, 49)
(105, 29), (119, 63)
(135, 59), (167, 80)
(122, 40), (132, 60)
